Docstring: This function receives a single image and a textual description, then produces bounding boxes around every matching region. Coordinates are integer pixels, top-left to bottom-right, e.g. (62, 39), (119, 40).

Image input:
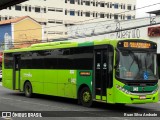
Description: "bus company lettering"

(71, 78), (76, 84)
(24, 73), (32, 77)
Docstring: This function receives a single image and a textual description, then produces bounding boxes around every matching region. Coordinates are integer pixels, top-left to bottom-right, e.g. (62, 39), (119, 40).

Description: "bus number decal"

(80, 72), (91, 76)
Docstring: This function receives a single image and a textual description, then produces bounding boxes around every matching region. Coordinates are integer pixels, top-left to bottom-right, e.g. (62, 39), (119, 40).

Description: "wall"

(14, 17), (42, 48)
(0, 24), (12, 50)
(68, 15), (160, 53)
(0, 0), (136, 40)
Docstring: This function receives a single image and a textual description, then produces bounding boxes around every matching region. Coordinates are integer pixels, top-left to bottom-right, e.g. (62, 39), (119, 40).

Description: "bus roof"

(3, 38), (153, 53)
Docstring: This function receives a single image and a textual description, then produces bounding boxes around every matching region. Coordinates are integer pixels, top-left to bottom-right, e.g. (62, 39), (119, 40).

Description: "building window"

(56, 8), (63, 12)
(100, 2), (105, 7)
(110, 14), (112, 19)
(48, 31), (55, 34)
(81, 0), (83, 5)
(120, 4), (123, 9)
(100, 13), (105, 18)
(123, 4), (125, 9)
(114, 3), (118, 9)
(114, 14), (118, 19)
(127, 5), (132, 10)
(78, 11), (80, 16)
(55, 31), (63, 35)
(5, 16), (8, 20)
(132, 15), (135, 19)
(9, 16), (12, 19)
(48, 19), (55, 23)
(70, 10), (75, 16)
(110, 2), (112, 8)
(96, 2), (98, 6)
(56, 20), (63, 24)
(106, 13), (109, 18)
(70, 0), (75, 4)
(81, 11), (83, 16)
(15, 5), (21, 11)
(39, 22), (47, 25)
(85, 12), (90, 17)
(35, 7), (41, 13)
(93, 12), (95, 17)
(93, 2), (95, 6)
(25, 6), (27, 11)
(78, 0), (80, 5)
(106, 2), (109, 8)
(85, 1), (90, 6)
(44, 8), (46, 13)
(48, 7), (55, 11)
(134, 5), (136, 10)
(65, 0), (67, 3)
(65, 9), (67, 15)
(29, 6), (31, 12)
(123, 15), (125, 20)
(96, 13), (98, 17)
(127, 15), (131, 20)
(120, 14), (123, 19)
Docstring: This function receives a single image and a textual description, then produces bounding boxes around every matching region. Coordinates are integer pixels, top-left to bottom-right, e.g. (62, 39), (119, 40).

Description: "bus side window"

(108, 45), (114, 88)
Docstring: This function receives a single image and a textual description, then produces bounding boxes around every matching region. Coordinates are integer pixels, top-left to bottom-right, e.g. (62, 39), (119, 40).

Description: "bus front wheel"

(80, 87), (92, 107)
(24, 82), (33, 98)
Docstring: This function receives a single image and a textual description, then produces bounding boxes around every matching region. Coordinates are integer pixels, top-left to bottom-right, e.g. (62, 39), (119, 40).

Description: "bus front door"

(13, 55), (21, 90)
(94, 49), (108, 101)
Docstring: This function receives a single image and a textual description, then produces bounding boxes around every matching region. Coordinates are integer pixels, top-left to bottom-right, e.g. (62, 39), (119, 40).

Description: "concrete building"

(0, 0), (136, 40)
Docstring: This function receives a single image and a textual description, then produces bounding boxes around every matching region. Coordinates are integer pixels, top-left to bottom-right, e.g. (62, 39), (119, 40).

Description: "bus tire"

(24, 82), (33, 98)
(80, 87), (92, 107)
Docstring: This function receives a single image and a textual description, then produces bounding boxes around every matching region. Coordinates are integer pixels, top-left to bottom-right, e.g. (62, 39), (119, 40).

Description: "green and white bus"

(2, 39), (159, 107)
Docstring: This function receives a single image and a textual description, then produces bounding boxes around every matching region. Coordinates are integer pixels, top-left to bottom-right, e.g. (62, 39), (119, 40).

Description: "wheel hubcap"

(83, 91), (90, 103)
(26, 85), (30, 94)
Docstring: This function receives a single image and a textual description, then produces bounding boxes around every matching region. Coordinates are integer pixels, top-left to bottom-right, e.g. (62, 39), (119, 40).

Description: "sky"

(136, 0), (160, 18)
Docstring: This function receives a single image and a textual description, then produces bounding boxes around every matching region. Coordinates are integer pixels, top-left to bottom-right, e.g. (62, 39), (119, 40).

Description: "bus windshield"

(116, 49), (158, 80)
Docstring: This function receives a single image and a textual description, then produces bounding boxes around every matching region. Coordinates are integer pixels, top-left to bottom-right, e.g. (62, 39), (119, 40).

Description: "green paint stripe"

(124, 84), (158, 92)
(78, 41), (94, 47)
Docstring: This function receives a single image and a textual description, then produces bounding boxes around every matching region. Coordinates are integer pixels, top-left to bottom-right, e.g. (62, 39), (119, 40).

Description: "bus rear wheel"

(24, 82), (32, 98)
(80, 87), (92, 107)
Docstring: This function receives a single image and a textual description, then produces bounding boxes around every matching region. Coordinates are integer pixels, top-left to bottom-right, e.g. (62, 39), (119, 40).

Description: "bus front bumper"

(114, 89), (159, 104)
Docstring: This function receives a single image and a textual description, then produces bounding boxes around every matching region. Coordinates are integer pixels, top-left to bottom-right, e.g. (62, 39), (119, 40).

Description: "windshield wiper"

(128, 50), (140, 71)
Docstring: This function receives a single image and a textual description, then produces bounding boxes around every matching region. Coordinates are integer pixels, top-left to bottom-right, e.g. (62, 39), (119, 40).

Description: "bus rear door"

(13, 55), (21, 90)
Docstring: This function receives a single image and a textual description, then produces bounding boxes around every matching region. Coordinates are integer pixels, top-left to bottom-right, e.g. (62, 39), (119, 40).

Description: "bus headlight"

(116, 85), (131, 95)
(151, 86), (159, 94)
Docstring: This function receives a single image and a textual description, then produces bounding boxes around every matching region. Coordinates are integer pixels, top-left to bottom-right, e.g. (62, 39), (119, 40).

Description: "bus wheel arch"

(78, 84), (93, 107)
(24, 80), (33, 98)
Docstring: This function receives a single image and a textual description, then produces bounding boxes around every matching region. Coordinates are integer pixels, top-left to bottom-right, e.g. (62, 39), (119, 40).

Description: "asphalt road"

(0, 82), (160, 120)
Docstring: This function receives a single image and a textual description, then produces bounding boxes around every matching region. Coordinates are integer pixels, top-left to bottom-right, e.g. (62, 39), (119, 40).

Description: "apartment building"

(0, 0), (136, 40)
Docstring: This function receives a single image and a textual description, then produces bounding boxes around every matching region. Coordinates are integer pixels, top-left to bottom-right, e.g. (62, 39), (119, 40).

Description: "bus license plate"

(139, 96), (146, 100)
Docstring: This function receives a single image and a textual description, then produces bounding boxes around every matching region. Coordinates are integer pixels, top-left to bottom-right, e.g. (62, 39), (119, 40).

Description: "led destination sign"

(124, 42), (151, 48)
(118, 41), (157, 49)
